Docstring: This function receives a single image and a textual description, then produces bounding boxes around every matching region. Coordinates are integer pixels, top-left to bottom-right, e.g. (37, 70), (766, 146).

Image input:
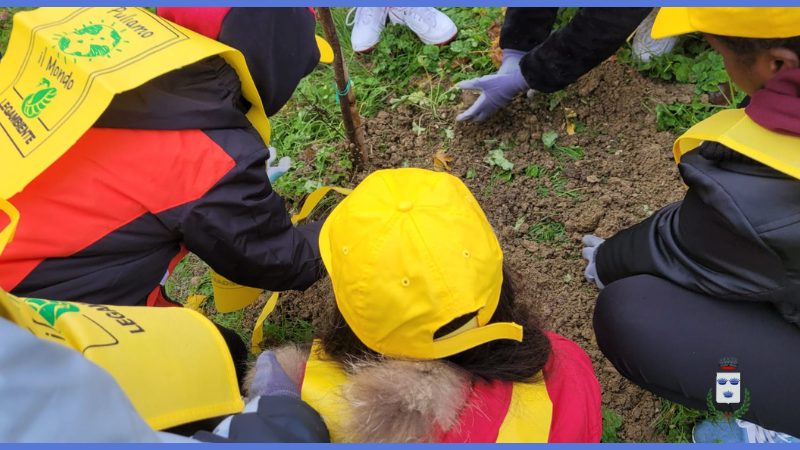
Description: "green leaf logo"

(24, 298), (79, 326)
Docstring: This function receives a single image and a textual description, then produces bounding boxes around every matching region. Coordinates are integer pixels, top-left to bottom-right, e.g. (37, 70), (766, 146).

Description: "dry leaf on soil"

(433, 149), (453, 172)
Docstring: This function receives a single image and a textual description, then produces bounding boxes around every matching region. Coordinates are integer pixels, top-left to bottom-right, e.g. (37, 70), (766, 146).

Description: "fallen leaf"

(0, 10), (10, 22)
(564, 108), (577, 135)
(433, 149), (453, 172)
(487, 17), (504, 69)
(185, 295), (207, 313)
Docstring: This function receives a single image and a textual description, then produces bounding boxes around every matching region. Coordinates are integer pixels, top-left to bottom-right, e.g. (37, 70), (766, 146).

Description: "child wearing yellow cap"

(248, 168), (601, 443)
(584, 7), (800, 443)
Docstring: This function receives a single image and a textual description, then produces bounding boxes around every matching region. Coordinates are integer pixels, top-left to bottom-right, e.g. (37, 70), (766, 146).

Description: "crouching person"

(0, 201), (328, 443)
(584, 7), (800, 443)
(0, 7), (331, 387)
(246, 169), (602, 443)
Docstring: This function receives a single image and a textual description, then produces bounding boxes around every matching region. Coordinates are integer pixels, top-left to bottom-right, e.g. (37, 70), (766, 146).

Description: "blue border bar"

(23, 2), (800, 7)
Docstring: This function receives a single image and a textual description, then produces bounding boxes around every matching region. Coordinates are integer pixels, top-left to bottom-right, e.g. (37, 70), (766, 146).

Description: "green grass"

(653, 399), (711, 443)
(618, 34), (746, 133)
(601, 407), (624, 443)
(527, 218), (566, 243)
(0, 7), (36, 55)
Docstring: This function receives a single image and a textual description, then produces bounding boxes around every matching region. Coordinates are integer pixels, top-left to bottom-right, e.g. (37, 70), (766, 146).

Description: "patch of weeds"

(0, 7), (37, 55)
(483, 141), (514, 195)
(653, 400), (710, 443)
(542, 131), (584, 160)
(618, 34), (746, 133)
(259, 313), (315, 347)
(550, 170), (582, 199)
(165, 254), (212, 302)
(525, 164), (545, 178)
(547, 90), (572, 111)
(274, 145), (351, 198)
(527, 218), (566, 243)
(618, 36), (730, 96)
(211, 309), (251, 344)
(601, 408), (624, 443)
(645, 97), (732, 133)
(466, 168), (476, 179)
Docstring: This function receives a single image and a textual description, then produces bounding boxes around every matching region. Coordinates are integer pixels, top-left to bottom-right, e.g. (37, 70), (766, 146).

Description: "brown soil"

(275, 60), (693, 442)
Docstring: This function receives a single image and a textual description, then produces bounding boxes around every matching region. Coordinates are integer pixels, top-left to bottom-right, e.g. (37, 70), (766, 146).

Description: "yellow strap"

(0, 7), (270, 199)
(0, 198), (19, 255)
(291, 186), (353, 224)
(250, 291), (279, 354)
(431, 321), (523, 359)
(249, 186), (352, 354)
(674, 108), (800, 180)
(496, 375), (553, 443)
(299, 341), (351, 442)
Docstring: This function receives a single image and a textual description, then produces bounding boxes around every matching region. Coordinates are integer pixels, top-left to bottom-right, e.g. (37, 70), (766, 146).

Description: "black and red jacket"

(0, 8), (324, 306)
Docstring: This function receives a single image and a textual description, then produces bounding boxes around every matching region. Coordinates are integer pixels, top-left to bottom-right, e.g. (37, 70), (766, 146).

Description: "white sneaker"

(388, 7), (458, 46)
(347, 7), (389, 53)
(632, 8), (678, 63)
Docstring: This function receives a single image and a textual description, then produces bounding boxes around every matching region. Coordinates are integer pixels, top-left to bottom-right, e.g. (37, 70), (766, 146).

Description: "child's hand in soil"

(456, 54), (530, 122)
(582, 235), (606, 290)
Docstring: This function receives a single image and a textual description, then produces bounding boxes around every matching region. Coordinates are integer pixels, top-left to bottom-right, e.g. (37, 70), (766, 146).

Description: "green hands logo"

(53, 20), (129, 62)
(24, 298), (79, 326)
(21, 78), (57, 119)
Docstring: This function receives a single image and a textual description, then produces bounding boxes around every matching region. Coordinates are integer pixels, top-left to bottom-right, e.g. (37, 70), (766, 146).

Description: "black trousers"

(499, 7), (652, 93)
(594, 275), (800, 437)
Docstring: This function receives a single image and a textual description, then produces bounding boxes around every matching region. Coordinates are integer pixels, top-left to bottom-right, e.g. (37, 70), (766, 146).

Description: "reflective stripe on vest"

(300, 340), (553, 443)
(674, 108), (800, 179)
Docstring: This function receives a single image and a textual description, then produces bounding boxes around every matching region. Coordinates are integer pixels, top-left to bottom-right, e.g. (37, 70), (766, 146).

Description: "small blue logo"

(717, 378), (727, 385)
(723, 391), (734, 398)
(729, 378), (739, 385)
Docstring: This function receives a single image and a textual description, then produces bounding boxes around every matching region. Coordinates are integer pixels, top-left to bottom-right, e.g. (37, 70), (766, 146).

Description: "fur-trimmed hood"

(246, 345), (472, 443)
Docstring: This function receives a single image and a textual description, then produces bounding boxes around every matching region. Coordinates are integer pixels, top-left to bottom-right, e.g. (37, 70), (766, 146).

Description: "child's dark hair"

(712, 34), (800, 65)
(317, 265), (552, 383)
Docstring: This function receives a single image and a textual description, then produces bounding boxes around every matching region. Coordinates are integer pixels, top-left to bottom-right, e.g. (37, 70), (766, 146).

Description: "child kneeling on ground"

(248, 168), (601, 443)
(584, 7), (800, 443)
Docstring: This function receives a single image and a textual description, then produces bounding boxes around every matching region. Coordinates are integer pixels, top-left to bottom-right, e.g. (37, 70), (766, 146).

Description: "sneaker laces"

(737, 420), (780, 443)
(395, 7), (437, 27)
(346, 7), (383, 27)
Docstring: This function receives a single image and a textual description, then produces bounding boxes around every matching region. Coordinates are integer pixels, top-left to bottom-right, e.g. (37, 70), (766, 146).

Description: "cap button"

(397, 200), (414, 212)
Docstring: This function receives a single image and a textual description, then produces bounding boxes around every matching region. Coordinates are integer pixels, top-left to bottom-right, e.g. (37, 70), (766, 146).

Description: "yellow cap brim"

(651, 7), (695, 39)
(316, 35), (334, 64)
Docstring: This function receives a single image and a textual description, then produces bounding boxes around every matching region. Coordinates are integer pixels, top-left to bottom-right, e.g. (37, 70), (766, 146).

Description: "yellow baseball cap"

(319, 168), (523, 360)
(652, 7), (800, 40)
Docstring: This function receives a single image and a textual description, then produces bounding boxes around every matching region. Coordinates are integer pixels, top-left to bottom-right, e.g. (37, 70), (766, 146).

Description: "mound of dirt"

(277, 61), (693, 442)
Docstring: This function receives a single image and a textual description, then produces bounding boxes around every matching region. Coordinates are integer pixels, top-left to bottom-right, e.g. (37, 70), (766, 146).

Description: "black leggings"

(594, 275), (800, 437)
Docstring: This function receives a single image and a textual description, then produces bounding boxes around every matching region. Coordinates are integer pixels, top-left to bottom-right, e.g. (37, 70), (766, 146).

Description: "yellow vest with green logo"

(0, 7), (265, 430)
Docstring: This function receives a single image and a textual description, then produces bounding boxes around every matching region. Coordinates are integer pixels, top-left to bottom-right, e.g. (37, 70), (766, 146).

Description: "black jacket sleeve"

(596, 151), (786, 301)
(163, 132), (324, 292)
(192, 396), (330, 443)
(503, 7), (652, 93)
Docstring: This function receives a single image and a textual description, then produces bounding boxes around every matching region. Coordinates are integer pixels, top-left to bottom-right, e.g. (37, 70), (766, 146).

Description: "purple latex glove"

(248, 351), (301, 400)
(456, 53), (531, 123)
(497, 48), (526, 75)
